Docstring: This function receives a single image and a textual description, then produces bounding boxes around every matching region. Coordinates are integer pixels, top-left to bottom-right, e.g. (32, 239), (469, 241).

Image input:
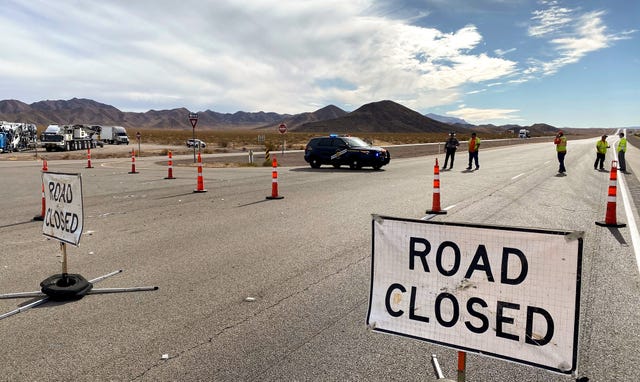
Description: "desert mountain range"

(0, 98), (560, 135)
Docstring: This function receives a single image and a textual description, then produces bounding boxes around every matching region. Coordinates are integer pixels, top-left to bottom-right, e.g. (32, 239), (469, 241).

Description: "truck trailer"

(99, 126), (129, 145)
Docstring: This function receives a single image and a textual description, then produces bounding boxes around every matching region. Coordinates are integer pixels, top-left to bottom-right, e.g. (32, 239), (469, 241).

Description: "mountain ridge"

(0, 98), (562, 135)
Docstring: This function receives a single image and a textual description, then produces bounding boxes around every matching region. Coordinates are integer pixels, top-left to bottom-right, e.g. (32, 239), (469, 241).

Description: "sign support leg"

(60, 242), (68, 285)
(0, 270), (157, 321)
(431, 354), (444, 379)
(457, 351), (466, 382)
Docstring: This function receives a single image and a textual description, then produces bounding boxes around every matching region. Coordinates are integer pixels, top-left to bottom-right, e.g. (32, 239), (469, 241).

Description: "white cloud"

(528, 2), (572, 37)
(494, 48), (516, 56)
(525, 3), (635, 77)
(447, 107), (520, 124)
(0, 0), (518, 113)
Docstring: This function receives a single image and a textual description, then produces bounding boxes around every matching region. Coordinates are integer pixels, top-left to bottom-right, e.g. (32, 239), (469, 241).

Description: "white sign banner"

(367, 215), (583, 374)
(42, 172), (84, 246)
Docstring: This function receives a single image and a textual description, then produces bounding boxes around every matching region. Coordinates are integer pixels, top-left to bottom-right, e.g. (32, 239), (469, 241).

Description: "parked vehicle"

(0, 121), (38, 153)
(99, 126), (129, 145)
(519, 129), (530, 138)
(304, 135), (390, 170)
(40, 124), (101, 151)
(186, 138), (206, 148)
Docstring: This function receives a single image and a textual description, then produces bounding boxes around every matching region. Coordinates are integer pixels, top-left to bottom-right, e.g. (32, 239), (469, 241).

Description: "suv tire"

(309, 157), (321, 168)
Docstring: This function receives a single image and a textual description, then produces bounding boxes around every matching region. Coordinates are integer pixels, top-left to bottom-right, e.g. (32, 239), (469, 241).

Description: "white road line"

(421, 204), (456, 220)
(511, 173), (525, 180)
(612, 131), (640, 273)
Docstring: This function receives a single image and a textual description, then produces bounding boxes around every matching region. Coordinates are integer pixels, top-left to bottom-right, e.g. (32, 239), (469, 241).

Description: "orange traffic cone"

(426, 158), (446, 215)
(194, 152), (207, 193)
(128, 149), (139, 174)
(596, 160), (626, 227)
(42, 158), (48, 171)
(266, 156), (284, 200)
(165, 151), (175, 179)
(86, 148), (93, 168)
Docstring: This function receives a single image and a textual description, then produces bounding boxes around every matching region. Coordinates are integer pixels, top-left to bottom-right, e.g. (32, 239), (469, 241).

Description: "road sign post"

(189, 113), (199, 163)
(278, 123), (287, 155)
(136, 131), (141, 156)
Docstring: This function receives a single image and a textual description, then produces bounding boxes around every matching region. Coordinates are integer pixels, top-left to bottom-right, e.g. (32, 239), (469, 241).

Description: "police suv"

(304, 135), (391, 170)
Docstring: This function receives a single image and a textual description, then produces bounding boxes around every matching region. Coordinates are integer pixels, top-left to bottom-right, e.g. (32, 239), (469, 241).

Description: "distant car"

(186, 139), (206, 148)
(304, 135), (390, 170)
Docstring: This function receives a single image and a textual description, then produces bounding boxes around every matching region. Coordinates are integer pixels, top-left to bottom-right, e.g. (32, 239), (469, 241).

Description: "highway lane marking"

(612, 132), (640, 273)
(617, 174), (639, 271)
(421, 204), (456, 220)
(511, 172), (525, 180)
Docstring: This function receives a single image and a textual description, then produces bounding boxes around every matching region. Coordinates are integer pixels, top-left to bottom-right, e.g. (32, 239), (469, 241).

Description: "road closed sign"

(42, 172), (84, 246)
(367, 215), (583, 374)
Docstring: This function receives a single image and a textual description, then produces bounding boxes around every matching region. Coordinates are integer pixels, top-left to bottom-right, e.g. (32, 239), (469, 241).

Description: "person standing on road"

(466, 132), (480, 170)
(443, 132), (459, 170)
(554, 130), (567, 174)
(617, 132), (627, 173)
(594, 135), (610, 170)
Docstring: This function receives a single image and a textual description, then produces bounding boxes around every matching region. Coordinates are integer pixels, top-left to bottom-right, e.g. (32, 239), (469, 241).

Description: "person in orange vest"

(594, 135), (609, 170)
(466, 132), (480, 170)
(554, 130), (567, 174)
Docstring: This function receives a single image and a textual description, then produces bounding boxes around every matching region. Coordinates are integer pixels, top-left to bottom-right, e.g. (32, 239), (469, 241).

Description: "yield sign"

(189, 113), (199, 128)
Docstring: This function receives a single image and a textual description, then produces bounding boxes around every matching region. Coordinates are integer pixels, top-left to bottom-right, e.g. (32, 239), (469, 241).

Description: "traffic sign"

(278, 123), (287, 134)
(189, 113), (199, 128)
(367, 215), (583, 375)
(42, 172), (84, 246)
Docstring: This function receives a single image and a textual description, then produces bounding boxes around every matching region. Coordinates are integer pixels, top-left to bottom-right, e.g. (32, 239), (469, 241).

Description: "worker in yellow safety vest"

(594, 135), (610, 170)
(617, 132), (627, 173)
(554, 130), (567, 174)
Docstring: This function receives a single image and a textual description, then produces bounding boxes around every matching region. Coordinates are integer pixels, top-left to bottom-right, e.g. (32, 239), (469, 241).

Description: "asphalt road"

(1, 135), (639, 381)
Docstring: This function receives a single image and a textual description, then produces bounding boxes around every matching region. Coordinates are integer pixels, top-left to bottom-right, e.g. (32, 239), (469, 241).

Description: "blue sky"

(1, 0), (637, 128)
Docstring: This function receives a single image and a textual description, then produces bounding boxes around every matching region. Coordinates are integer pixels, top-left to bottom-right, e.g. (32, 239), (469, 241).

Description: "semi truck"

(99, 125), (129, 145)
(518, 129), (530, 138)
(40, 124), (102, 151)
(0, 121), (38, 153)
